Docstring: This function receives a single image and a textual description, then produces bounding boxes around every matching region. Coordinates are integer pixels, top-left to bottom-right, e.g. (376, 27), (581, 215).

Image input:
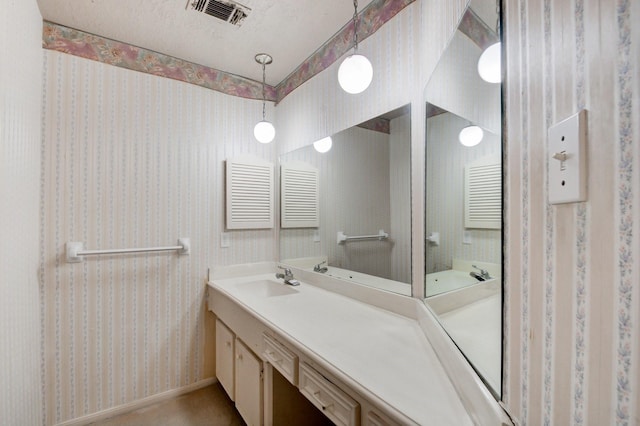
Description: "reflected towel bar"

(337, 230), (389, 244)
(66, 238), (190, 263)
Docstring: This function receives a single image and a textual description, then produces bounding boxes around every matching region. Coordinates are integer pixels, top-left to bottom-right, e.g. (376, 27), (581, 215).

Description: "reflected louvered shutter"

(464, 154), (501, 229)
(226, 158), (274, 229)
(281, 163), (319, 228)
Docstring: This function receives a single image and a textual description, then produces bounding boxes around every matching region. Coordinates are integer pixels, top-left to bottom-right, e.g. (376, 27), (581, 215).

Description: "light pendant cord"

(261, 60), (266, 120)
(352, 0), (359, 53)
(495, 0), (501, 39)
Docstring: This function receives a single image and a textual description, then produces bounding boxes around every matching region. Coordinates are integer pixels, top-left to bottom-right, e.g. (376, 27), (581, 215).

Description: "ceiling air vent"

(189, 0), (250, 27)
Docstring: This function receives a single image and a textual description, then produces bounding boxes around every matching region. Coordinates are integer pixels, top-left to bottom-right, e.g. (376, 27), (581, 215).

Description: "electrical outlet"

(548, 110), (588, 204)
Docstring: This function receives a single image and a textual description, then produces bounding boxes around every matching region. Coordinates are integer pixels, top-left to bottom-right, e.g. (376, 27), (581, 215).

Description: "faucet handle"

(472, 264), (490, 278)
(277, 265), (292, 276)
(313, 261), (326, 271)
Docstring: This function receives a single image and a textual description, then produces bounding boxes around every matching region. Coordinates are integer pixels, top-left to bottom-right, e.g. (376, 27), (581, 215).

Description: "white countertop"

(209, 272), (474, 426)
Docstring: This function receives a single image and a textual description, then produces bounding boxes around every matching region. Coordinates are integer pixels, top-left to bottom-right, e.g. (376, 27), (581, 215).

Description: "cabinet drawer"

(262, 333), (298, 385)
(364, 409), (399, 426)
(299, 363), (360, 426)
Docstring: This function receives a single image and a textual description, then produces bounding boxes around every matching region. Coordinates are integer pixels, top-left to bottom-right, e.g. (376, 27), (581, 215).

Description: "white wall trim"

(54, 378), (216, 426)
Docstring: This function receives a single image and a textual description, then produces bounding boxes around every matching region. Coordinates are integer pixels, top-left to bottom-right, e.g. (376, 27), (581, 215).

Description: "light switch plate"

(548, 110), (588, 204)
(463, 230), (472, 245)
(220, 232), (230, 248)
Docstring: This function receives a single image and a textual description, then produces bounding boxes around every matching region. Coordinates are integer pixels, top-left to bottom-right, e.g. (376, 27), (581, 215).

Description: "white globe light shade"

(338, 54), (373, 94)
(477, 42), (502, 84)
(254, 120), (275, 144)
(313, 136), (333, 153)
(459, 125), (484, 147)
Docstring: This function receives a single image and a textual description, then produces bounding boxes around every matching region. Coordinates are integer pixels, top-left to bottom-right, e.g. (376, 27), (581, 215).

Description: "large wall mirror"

(279, 105), (412, 296)
(423, 0), (503, 396)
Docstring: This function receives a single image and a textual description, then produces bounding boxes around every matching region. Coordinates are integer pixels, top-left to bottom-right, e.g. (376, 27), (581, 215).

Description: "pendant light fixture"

(338, 0), (373, 94)
(477, 42), (501, 84)
(253, 53), (275, 144)
(313, 136), (333, 153)
(459, 125), (484, 147)
(477, 0), (502, 84)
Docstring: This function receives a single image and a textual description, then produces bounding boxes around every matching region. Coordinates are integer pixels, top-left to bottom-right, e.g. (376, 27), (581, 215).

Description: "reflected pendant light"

(459, 125), (484, 147)
(478, 1), (502, 84)
(338, 0), (373, 94)
(253, 53), (276, 144)
(477, 42), (501, 84)
(313, 136), (333, 153)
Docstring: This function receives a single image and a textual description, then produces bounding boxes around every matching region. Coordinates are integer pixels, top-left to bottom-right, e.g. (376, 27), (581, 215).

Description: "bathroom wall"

(0, 1), (44, 425)
(503, 0), (639, 424)
(425, 112), (501, 274)
(40, 51), (277, 424)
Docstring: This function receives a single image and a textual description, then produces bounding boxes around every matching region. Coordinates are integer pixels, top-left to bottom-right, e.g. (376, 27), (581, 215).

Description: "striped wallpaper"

(40, 51), (277, 424)
(0, 0), (44, 425)
(503, 0), (640, 424)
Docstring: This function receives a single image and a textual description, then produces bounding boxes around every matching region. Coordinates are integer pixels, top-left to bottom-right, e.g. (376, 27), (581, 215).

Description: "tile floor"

(88, 383), (245, 426)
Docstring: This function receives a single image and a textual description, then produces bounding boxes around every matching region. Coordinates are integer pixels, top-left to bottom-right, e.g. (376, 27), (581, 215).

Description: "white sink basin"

(235, 279), (299, 297)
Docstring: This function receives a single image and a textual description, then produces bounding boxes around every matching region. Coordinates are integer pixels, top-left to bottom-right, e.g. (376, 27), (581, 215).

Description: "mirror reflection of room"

(280, 105), (412, 296)
(423, 0), (502, 396)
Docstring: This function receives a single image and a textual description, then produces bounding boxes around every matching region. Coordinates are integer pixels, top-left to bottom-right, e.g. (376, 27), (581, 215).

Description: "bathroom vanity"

(207, 262), (511, 426)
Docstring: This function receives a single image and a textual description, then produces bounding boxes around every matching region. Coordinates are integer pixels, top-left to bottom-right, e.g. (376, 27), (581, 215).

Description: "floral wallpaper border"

(42, 22), (278, 102)
(42, 0), (415, 104)
(458, 7), (498, 50)
(357, 117), (391, 134)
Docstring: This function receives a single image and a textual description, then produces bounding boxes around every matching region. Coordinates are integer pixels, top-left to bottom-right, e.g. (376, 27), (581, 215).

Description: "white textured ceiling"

(36, 0), (375, 86)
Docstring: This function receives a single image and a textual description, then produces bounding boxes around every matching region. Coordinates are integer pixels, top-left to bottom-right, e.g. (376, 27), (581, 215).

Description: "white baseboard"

(55, 377), (217, 426)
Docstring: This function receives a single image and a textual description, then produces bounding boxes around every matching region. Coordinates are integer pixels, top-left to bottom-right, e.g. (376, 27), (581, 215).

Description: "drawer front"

(299, 363), (360, 426)
(262, 333), (298, 385)
(364, 409), (399, 426)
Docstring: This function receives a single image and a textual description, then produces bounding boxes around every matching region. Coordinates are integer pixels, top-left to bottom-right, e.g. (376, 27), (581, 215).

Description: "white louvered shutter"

(226, 158), (274, 229)
(464, 154), (501, 229)
(281, 163), (319, 228)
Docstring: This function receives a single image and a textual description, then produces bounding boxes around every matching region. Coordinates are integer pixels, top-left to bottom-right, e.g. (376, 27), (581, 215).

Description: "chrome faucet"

(313, 261), (328, 273)
(470, 264), (491, 281)
(276, 266), (300, 286)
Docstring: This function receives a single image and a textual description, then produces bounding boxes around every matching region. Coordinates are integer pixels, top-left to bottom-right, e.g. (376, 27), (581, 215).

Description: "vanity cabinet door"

(235, 338), (263, 426)
(216, 319), (235, 400)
